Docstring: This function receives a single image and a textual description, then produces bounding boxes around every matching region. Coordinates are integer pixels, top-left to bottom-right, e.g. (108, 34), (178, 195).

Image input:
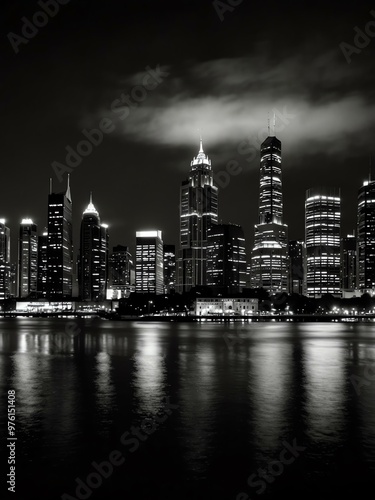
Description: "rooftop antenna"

(198, 127), (204, 153)
(267, 112), (270, 136)
(66, 173), (72, 202)
(90, 191), (93, 204)
(273, 111), (276, 136)
(49, 178), (52, 195)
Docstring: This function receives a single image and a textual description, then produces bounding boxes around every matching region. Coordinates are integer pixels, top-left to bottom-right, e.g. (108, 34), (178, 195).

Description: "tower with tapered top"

(177, 138), (218, 292)
(78, 193), (108, 301)
(251, 133), (288, 292)
(46, 175), (73, 300)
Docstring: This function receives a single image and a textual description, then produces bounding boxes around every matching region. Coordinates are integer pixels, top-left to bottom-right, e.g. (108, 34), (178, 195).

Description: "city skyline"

(2, 133), (375, 300)
(1, 1), (375, 263)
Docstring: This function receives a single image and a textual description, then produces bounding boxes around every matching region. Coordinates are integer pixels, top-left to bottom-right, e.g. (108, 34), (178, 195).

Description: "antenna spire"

(49, 178), (52, 195)
(198, 128), (204, 153)
(268, 112), (270, 136)
(66, 174), (72, 202)
(273, 112), (276, 136)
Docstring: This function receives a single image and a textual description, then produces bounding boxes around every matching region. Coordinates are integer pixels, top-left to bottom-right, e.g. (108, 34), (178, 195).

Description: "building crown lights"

(83, 192), (99, 216)
(136, 230), (162, 239)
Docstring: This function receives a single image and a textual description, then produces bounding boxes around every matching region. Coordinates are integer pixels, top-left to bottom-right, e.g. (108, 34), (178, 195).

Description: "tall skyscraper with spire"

(46, 176), (73, 300)
(250, 133), (288, 293)
(78, 193), (108, 301)
(178, 138), (218, 292)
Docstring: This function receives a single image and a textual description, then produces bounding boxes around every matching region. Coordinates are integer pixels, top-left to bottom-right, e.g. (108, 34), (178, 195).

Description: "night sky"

(1, 0), (375, 261)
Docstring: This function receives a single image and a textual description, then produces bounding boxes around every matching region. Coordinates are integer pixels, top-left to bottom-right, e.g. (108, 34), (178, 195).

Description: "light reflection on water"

(1, 319), (375, 498)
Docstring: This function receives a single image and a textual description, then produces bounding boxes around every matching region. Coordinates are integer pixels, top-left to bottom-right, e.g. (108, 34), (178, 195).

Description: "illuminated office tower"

(251, 134), (288, 292)
(357, 180), (375, 292)
(18, 219), (38, 298)
(305, 187), (341, 297)
(178, 139), (218, 292)
(288, 240), (305, 295)
(207, 223), (247, 294)
(0, 219), (11, 300)
(47, 176), (73, 300)
(163, 244), (176, 293)
(136, 230), (164, 294)
(37, 231), (48, 298)
(108, 245), (134, 299)
(78, 193), (108, 301)
(341, 234), (356, 292)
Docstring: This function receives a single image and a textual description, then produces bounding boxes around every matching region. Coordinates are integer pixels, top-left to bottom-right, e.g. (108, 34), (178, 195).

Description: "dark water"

(1, 319), (375, 499)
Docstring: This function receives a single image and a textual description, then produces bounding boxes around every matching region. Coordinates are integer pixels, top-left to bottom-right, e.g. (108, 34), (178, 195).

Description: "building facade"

(341, 234), (356, 292)
(178, 139), (218, 292)
(47, 177), (73, 300)
(37, 231), (48, 298)
(163, 244), (176, 294)
(195, 297), (258, 315)
(0, 219), (11, 300)
(207, 223), (247, 294)
(78, 194), (108, 301)
(107, 245), (134, 299)
(136, 230), (164, 294)
(18, 219), (38, 298)
(305, 187), (341, 297)
(251, 135), (288, 293)
(288, 240), (305, 295)
(357, 180), (375, 292)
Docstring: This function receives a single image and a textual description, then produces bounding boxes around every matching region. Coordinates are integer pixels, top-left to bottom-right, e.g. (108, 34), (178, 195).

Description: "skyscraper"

(207, 223), (247, 294)
(37, 230), (48, 298)
(341, 234), (356, 292)
(136, 230), (164, 294)
(18, 219), (38, 298)
(178, 139), (218, 292)
(288, 240), (305, 295)
(251, 134), (288, 293)
(78, 193), (108, 301)
(47, 177), (73, 300)
(163, 244), (176, 294)
(357, 180), (375, 292)
(0, 219), (10, 300)
(305, 187), (341, 297)
(108, 245), (134, 299)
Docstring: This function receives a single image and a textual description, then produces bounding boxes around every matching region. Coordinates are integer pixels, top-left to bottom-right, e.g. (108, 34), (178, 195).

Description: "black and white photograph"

(1, 1), (375, 499)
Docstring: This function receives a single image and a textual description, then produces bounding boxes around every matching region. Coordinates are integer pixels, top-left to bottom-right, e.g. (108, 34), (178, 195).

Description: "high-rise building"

(18, 219), (38, 298)
(288, 240), (305, 295)
(37, 231), (48, 298)
(9, 264), (17, 298)
(163, 244), (176, 294)
(207, 223), (246, 294)
(78, 194), (108, 301)
(108, 245), (134, 299)
(357, 180), (375, 292)
(251, 134), (288, 293)
(47, 177), (73, 300)
(305, 187), (341, 297)
(136, 230), (164, 294)
(341, 234), (356, 292)
(178, 139), (218, 292)
(0, 219), (11, 300)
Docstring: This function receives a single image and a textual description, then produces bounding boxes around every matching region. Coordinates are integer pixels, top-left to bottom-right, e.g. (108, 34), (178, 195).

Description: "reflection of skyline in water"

(1, 319), (375, 498)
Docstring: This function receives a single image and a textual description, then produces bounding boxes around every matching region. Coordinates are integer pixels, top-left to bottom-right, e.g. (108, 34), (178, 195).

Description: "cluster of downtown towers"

(0, 133), (374, 302)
